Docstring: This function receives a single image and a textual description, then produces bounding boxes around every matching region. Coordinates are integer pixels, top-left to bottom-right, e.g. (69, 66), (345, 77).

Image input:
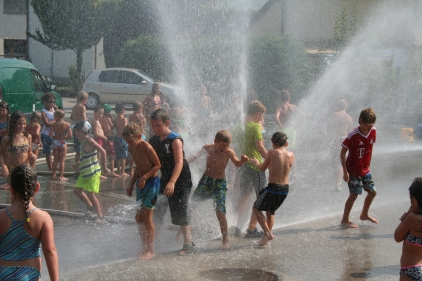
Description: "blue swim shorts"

(114, 136), (128, 159)
(348, 173), (376, 195)
(192, 174), (227, 214)
(136, 176), (160, 210)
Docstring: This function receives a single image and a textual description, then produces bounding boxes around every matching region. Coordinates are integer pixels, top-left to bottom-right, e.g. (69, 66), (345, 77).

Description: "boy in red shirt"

(340, 108), (377, 228)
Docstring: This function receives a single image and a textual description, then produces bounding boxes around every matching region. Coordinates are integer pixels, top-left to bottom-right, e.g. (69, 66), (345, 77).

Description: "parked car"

(0, 58), (63, 115)
(81, 68), (177, 110)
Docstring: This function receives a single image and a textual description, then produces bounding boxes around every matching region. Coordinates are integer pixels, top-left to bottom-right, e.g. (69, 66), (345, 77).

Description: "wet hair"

(132, 101), (144, 112)
(122, 122), (142, 138)
(30, 111), (42, 123)
(247, 100), (266, 116)
(0, 101), (10, 113)
(11, 166), (37, 225)
(359, 108), (376, 124)
(215, 130), (232, 143)
(41, 92), (55, 104)
(76, 91), (89, 102)
(279, 90), (291, 103)
(335, 99), (348, 111)
(150, 108), (169, 123)
(271, 132), (288, 147)
(54, 109), (65, 119)
(409, 178), (422, 215)
(8, 111), (29, 148)
(94, 105), (104, 113)
(115, 103), (125, 114)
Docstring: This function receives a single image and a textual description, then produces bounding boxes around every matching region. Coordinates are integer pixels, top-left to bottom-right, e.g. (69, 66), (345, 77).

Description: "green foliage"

(68, 65), (85, 92)
(334, 6), (357, 51)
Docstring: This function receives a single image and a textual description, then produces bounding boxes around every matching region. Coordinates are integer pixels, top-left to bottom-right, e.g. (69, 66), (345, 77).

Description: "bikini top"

(405, 233), (422, 246)
(0, 207), (41, 261)
(7, 137), (30, 154)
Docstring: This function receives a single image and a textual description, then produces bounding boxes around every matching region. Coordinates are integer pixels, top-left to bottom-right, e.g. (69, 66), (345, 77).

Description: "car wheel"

(86, 92), (100, 110)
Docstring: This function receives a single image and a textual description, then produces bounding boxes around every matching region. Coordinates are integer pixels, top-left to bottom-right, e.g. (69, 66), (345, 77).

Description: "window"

(1, 68), (32, 93)
(99, 71), (120, 83)
(3, 40), (27, 59)
(3, 0), (27, 15)
(121, 71), (144, 84)
(30, 70), (47, 92)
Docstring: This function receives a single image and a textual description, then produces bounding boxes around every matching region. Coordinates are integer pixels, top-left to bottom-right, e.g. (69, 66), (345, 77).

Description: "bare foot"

(220, 241), (230, 250)
(257, 241), (271, 248)
(341, 220), (359, 228)
(59, 177), (68, 181)
(100, 175), (107, 179)
(138, 251), (155, 260)
(108, 172), (121, 178)
(121, 172), (130, 177)
(360, 214), (378, 224)
(257, 233), (274, 246)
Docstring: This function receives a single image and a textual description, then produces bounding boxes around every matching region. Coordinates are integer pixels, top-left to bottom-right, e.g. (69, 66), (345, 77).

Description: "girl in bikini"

(0, 166), (58, 281)
(0, 111), (34, 190)
(395, 178), (422, 281)
(26, 111), (42, 168)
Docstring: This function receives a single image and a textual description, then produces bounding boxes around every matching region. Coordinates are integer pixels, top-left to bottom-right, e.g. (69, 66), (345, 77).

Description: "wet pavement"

(0, 139), (421, 280)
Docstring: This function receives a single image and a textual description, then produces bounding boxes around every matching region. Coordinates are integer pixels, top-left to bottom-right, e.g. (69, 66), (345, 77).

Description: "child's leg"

(136, 208), (155, 260)
(51, 147), (59, 180)
(252, 207), (274, 246)
(266, 211), (275, 231)
(74, 188), (93, 208)
(216, 211), (229, 249)
(120, 158), (129, 176)
(87, 192), (103, 218)
(360, 190), (378, 223)
(341, 193), (359, 228)
(108, 156), (120, 177)
(58, 144), (68, 181)
(46, 153), (53, 171)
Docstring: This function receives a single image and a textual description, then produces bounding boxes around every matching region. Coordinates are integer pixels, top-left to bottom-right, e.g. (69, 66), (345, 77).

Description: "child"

(340, 108), (377, 228)
(123, 123), (161, 260)
(70, 91), (88, 163)
(160, 92), (170, 113)
(26, 111), (42, 167)
(49, 109), (72, 181)
(114, 103), (129, 177)
(0, 111), (34, 189)
(149, 108), (194, 256)
(250, 132), (295, 247)
(91, 105), (108, 179)
(128, 101), (147, 175)
(394, 178), (422, 281)
(188, 130), (249, 250)
(40, 93), (58, 171)
(0, 166), (58, 281)
(0, 101), (10, 143)
(99, 104), (120, 177)
(73, 120), (109, 223)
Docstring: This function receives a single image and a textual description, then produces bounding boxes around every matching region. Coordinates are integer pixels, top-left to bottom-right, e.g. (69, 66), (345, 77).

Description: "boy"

(340, 108), (377, 228)
(70, 91), (88, 163)
(234, 100), (267, 237)
(149, 108), (194, 256)
(129, 101), (147, 175)
(189, 130), (248, 250)
(250, 132), (295, 247)
(123, 123), (161, 260)
(99, 104), (120, 177)
(41, 93), (58, 171)
(114, 103), (129, 176)
(49, 109), (72, 181)
(91, 105), (108, 178)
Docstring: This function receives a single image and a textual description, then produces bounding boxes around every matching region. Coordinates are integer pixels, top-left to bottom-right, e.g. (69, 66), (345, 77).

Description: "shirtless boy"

(340, 108), (378, 228)
(70, 91), (88, 163)
(189, 130), (249, 250)
(99, 104), (119, 177)
(91, 105), (109, 178)
(114, 103), (129, 176)
(49, 109), (72, 181)
(250, 132), (294, 247)
(124, 123), (161, 260)
(129, 101), (147, 174)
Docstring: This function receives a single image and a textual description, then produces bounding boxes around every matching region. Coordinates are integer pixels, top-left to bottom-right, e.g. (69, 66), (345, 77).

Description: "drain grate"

(198, 268), (280, 280)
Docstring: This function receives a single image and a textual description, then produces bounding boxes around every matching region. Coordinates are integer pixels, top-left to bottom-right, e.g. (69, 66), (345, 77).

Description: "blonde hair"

(30, 111), (42, 123)
(54, 109), (65, 119)
(247, 100), (266, 116)
(77, 91), (89, 102)
(215, 130), (232, 143)
(122, 122), (142, 138)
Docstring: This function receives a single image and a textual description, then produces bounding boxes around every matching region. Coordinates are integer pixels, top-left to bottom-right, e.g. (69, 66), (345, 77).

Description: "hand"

(241, 155), (249, 163)
(126, 186), (133, 197)
(343, 172), (349, 183)
(164, 182), (175, 197)
(249, 157), (259, 166)
(137, 176), (146, 189)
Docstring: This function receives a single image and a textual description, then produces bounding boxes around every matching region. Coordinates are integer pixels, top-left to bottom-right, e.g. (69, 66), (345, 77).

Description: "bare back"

(203, 144), (234, 179)
(91, 119), (105, 139)
(130, 141), (159, 178)
(276, 103), (304, 127)
(267, 148), (294, 185)
(51, 121), (71, 141)
(114, 116), (127, 137)
(70, 103), (86, 123)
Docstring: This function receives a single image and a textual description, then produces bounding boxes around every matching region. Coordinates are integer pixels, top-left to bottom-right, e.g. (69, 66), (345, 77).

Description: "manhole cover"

(198, 268), (280, 280)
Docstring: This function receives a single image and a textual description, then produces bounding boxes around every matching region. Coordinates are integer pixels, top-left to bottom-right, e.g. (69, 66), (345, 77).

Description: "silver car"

(81, 68), (177, 109)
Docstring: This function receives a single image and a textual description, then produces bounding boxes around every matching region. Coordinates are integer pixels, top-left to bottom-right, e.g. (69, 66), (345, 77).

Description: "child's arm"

(67, 124), (72, 139)
(228, 149), (249, 167)
(41, 111), (55, 127)
(255, 139), (267, 159)
(187, 145), (207, 163)
(34, 124), (41, 141)
(40, 213), (59, 281)
(163, 139), (184, 197)
(275, 107), (283, 128)
(394, 213), (413, 242)
(250, 151), (271, 171)
(137, 145), (161, 189)
(340, 147), (349, 182)
(48, 124), (55, 138)
(126, 170), (139, 197)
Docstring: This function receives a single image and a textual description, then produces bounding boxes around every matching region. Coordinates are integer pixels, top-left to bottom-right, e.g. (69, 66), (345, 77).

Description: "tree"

(28, 0), (115, 84)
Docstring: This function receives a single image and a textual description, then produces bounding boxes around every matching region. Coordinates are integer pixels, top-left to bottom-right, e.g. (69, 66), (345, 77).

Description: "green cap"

(103, 104), (112, 113)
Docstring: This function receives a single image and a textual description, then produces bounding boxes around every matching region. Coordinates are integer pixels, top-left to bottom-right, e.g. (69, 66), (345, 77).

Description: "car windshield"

(136, 71), (153, 82)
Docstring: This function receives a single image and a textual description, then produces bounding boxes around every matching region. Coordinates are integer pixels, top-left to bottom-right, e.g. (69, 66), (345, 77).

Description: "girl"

(395, 178), (422, 281)
(40, 93), (57, 171)
(26, 111), (42, 168)
(73, 120), (109, 223)
(0, 101), (10, 143)
(0, 166), (58, 281)
(0, 111), (34, 189)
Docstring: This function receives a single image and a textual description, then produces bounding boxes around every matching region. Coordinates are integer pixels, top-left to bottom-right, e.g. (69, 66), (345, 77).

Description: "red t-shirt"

(341, 127), (376, 177)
